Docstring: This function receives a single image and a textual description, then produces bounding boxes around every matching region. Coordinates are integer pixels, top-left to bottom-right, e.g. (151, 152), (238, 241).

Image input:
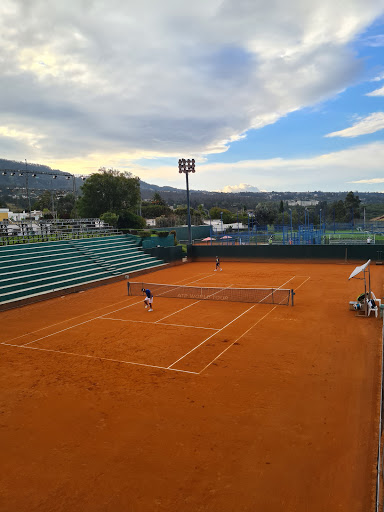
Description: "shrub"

(157, 231), (169, 238)
(100, 211), (119, 227)
(136, 230), (151, 238)
(170, 230), (178, 246)
(117, 210), (146, 229)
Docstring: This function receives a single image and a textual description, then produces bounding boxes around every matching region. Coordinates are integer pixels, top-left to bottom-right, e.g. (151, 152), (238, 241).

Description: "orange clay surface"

(0, 260), (383, 512)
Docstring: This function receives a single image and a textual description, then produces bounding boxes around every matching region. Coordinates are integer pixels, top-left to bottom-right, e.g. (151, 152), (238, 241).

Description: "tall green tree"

(76, 168), (140, 218)
(57, 193), (76, 218)
(152, 192), (167, 206)
(32, 190), (54, 211)
(344, 191), (361, 219)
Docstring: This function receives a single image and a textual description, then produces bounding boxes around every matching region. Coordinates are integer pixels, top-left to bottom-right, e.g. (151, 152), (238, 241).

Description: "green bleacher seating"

(0, 235), (166, 306)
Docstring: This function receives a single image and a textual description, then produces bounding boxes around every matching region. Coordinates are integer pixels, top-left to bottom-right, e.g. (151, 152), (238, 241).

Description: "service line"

(1, 342), (199, 374)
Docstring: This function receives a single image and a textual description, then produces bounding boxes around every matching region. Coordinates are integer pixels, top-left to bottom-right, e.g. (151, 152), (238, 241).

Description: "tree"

(332, 200), (347, 222)
(32, 191), (53, 211)
(152, 192), (167, 206)
(141, 202), (171, 218)
(57, 193), (76, 219)
(100, 211), (119, 227)
(76, 168), (140, 218)
(117, 210), (146, 229)
(344, 191), (361, 219)
(254, 203), (278, 224)
(209, 207), (234, 222)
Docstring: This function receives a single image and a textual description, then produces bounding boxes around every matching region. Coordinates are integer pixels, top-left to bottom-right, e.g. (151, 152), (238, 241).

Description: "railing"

(0, 230), (122, 246)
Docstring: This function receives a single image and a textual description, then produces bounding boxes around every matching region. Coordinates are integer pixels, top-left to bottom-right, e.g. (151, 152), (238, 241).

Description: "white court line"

(101, 317), (218, 331)
(154, 300), (201, 323)
(256, 275), (295, 304)
(0, 343), (199, 374)
(154, 284), (234, 324)
(168, 275), (297, 370)
(197, 306), (278, 374)
(2, 296), (139, 344)
(2, 272), (301, 375)
(6, 276), (214, 346)
(167, 303), (257, 369)
(293, 276), (310, 291)
(21, 298), (145, 346)
(2, 275), (211, 344)
(9, 275), (218, 347)
(196, 274), (311, 373)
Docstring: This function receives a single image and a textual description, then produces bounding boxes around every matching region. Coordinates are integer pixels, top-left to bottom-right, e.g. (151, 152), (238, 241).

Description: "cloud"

(0, 0), (383, 167)
(221, 183), (260, 193)
(366, 86), (384, 96)
(123, 141), (384, 192)
(350, 178), (384, 184)
(362, 34), (384, 47)
(325, 112), (384, 138)
(371, 72), (384, 82)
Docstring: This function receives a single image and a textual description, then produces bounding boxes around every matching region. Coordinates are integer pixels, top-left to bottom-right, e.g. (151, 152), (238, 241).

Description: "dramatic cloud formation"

(0, 0), (383, 176)
(129, 141), (384, 192)
(325, 112), (384, 138)
(221, 184), (260, 193)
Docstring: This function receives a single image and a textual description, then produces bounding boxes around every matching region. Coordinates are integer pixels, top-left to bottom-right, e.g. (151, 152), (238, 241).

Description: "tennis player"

(214, 256), (222, 271)
(142, 288), (153, 312)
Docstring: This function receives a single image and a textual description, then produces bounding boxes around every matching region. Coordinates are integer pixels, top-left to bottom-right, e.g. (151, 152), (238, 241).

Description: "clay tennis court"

(0, 260), (382, 511)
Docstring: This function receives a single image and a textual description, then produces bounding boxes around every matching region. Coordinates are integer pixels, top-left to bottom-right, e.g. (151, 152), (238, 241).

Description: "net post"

(127, 281), (130, 295)
(291, 289), (295, 306)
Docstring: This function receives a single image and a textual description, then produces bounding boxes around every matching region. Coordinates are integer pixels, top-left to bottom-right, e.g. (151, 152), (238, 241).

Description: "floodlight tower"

(178, 158), (195, 245)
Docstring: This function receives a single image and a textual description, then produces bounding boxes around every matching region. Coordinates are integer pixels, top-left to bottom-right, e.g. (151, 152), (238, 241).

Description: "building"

(0, 208), (9, 221)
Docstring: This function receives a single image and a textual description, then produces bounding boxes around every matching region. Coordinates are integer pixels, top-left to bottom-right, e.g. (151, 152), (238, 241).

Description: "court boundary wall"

(188, 244), (384, 262)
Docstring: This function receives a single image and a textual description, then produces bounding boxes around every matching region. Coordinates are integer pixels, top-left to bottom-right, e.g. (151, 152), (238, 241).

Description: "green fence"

(188, 244), (384, 261)
(142, 235), (175, 249)
(143, 245), (183, 262)
(151, 225), (211, 241)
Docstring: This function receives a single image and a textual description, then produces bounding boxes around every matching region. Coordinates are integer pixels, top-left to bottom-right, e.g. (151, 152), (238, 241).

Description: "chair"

(368, 300), (378, 318)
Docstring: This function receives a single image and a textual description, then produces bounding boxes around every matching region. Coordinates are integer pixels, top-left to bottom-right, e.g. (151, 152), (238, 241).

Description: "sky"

(0, 0), (384, 193)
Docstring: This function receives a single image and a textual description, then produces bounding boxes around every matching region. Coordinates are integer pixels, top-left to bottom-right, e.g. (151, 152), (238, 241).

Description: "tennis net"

(127, 282), (293, 305)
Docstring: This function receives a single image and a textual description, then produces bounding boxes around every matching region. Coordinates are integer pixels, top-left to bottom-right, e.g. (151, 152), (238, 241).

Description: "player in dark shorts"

(142, 288), (153, 312)
(214, 256), (222, 271)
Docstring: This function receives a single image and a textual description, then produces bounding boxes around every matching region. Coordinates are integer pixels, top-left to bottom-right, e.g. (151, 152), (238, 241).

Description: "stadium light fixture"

(178, 158), (195, 245)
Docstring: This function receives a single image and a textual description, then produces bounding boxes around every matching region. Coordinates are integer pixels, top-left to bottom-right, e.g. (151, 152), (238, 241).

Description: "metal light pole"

(178, 158), (195, 245)
(25, 159), (32, 228)
(289, 208), (293, 242)
(319, 209), (322, 231)
(220, 211), (223, 234)
(51, 175), (57, 220)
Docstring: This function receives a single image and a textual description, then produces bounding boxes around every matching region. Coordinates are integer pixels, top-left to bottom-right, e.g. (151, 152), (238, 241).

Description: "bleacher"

(0, 235), (166, 307)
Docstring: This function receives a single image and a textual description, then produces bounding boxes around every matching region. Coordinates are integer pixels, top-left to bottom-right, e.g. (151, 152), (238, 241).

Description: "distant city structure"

(287, 200), (319, 207)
